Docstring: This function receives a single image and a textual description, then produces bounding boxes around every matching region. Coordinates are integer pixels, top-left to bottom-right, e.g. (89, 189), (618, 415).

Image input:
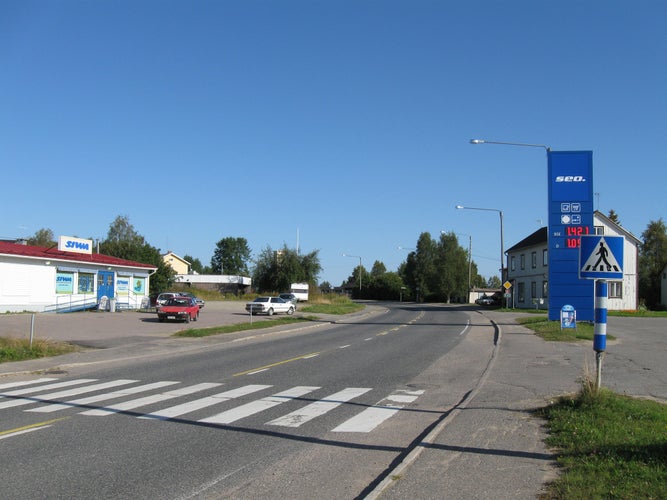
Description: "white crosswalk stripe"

(2, 379), (424, 433)
(25, 381), (181, 413)
(332, 389), (425, 432)
(140, 384), (271, 420)
(267, 387), (372, 428)
(80, 383), (221, 416)
(1, 379), (138, 410)
(199, 386), (320, 425)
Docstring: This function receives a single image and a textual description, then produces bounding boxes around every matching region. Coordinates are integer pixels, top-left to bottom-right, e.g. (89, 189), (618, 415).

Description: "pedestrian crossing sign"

(579, 235), (624, 280)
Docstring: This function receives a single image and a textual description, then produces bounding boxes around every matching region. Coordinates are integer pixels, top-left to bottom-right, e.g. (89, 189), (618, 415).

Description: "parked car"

(157, 296), (200, 323)
(279, 293), (298, 307)
(177, 292), (205, 309)
(155, 292), (179, 308)
(245, 297), (295, 316)
(475, 294), (500, 306)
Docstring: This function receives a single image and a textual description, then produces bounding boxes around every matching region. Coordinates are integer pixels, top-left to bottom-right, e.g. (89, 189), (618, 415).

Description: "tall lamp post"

(441, 230), (472, 301)
(469, 139), (550, 152)
(455, 205), (504, 286)
(342, 253), (362, 290)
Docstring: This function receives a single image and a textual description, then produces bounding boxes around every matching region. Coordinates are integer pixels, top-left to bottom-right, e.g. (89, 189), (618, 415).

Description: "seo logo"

(555, 175), (587, 182)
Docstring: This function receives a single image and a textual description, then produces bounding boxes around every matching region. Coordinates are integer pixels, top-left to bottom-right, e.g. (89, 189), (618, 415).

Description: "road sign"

(579, 235), (624, 280)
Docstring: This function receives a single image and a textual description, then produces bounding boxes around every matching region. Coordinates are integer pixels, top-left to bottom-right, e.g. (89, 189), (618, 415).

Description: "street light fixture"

(342, 253), (362, 290)
(455, 205), (505, 286)
(469, 139), (551, 152)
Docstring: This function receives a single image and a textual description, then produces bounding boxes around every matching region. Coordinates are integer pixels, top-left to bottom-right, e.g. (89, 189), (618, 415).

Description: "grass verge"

(0, 337), (77, 363)
(538, 388), (667, 498)
(174, 317), (315, 338)
(515, 316), (611, 342)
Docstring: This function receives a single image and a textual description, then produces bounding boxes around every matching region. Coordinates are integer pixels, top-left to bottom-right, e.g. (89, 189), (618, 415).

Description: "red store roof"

(0, 241), (157, 270)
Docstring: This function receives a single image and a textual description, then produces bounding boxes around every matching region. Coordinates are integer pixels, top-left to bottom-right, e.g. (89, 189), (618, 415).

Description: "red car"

(156, 296), (200, 323)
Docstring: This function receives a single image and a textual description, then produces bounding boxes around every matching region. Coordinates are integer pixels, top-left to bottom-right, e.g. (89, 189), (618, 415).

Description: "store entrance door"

(97, 270), (114, 301)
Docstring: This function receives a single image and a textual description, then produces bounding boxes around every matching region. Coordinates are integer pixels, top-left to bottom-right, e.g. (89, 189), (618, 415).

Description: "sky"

(2, 1), (666, 286)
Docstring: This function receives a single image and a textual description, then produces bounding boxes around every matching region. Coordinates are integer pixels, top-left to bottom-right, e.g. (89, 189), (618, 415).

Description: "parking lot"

(0, 301), (261, 347)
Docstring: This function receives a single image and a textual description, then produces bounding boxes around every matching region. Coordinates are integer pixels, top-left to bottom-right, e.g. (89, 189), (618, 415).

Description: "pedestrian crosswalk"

(0, 378), (424, 433)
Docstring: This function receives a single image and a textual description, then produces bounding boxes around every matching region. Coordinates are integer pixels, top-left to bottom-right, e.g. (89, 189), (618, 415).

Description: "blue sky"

(2, 1), (665, 286)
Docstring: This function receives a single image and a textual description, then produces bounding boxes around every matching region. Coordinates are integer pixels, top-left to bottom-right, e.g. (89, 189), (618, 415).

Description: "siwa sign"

(58, 235), (93, 255)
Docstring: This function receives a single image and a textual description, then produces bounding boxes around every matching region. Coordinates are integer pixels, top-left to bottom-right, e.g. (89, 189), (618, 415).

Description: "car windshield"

(167, 298), (189, 306)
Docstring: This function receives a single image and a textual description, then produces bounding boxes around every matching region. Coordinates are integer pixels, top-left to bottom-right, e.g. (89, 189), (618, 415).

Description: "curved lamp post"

(455, 205), (504, 284)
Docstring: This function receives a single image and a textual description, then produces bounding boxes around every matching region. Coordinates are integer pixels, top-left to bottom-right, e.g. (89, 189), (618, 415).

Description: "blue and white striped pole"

(594, 280), (607, 390)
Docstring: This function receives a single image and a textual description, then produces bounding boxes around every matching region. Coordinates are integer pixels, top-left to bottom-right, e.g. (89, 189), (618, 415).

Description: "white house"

(505, 211), (640, 312)
(0, 237), (157, 313)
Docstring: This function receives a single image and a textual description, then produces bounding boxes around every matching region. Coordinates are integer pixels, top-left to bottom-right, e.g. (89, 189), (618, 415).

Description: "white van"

(290, 283), (309, 301)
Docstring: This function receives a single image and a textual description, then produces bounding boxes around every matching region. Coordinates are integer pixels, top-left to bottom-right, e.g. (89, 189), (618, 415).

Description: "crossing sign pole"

(594, 280), (608, 390)
(579, 235), (624, 391)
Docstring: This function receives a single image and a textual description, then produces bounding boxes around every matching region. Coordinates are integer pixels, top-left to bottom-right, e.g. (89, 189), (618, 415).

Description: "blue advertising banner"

(548, 151), (594, 321)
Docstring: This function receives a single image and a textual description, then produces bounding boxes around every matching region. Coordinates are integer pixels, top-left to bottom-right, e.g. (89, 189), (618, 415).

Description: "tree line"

(23, 213), (667, 309)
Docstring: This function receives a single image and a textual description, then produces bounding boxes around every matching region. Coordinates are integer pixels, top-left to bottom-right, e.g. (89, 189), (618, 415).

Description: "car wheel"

(287, 307), (294, 315)
(267, 308), (274, 316)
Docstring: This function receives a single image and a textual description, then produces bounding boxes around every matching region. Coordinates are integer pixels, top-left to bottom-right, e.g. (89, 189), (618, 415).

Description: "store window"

(78, 273), (94, 293)
(56, 272), (74, 294)
(609, 281), (623, 298)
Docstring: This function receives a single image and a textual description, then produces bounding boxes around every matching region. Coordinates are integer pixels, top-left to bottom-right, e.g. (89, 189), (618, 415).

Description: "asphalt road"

(0, 302), (483, 499)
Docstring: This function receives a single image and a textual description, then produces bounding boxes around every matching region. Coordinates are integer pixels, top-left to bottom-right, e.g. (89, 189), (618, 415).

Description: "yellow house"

(162, 252), (190, 275)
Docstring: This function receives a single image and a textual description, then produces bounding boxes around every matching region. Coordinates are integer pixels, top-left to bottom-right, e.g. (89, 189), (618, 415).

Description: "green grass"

(516, 315), (601, 342)
(0, 337), (77, 363)
(174, 316), (314, 337)
(299, 301), (365, 315)
(538, 389), (667, 499)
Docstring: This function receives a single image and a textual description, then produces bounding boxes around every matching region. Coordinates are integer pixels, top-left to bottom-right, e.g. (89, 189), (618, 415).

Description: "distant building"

(162, 251), (190, 275)
(175, 274), (251, 295)
(505, 211), (640, 312)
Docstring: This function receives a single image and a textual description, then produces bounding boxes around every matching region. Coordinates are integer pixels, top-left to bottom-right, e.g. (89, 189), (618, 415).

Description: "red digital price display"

(565, 226), (590, 248)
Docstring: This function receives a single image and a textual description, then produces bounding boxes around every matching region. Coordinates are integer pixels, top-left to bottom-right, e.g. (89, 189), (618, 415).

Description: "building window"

(511, 256), (516, 271)
(518, 282), (525, 303)
(531, 251), (537, 269)
(543, 249), (548, 266)
(609, 281), (623, 298)
(542, 280), (548, 298)
(595, 225), (605, 235)
(520, 254), (525, 270)
(56, 272), (74, 294)
(78, 273), (94, 293)
(531, 281), (537, 299)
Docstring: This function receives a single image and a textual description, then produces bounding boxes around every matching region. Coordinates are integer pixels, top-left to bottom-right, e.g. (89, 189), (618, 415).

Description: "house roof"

(0, 241), (157, 270)
(506, 227), (547, 253)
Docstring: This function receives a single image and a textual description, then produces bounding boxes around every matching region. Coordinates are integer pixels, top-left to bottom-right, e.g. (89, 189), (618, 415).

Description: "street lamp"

(342, 253), (362, 290)
(469, 139), (551, 152)
(441, 230), (472, 300)
(455, 205), (504, 286)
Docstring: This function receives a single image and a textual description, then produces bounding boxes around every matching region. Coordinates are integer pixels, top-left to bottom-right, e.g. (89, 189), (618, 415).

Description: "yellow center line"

(0, 417), (69, 437)
(233, 352), (321, 377)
